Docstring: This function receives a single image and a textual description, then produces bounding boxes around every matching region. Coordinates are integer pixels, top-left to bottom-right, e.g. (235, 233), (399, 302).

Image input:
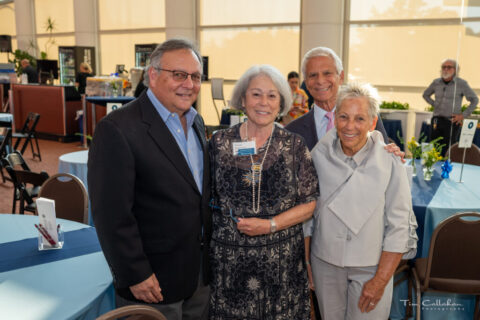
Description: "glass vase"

(411, 160), (417, 177)
(423, 166), (434, 181)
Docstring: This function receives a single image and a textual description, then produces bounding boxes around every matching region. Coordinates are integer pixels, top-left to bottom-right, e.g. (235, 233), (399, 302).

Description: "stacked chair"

(1, 151), (49, 214)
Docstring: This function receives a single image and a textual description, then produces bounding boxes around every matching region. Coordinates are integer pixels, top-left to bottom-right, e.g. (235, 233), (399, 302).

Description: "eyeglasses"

(154, 67), (202, 83)
(441, 65), (455, 70)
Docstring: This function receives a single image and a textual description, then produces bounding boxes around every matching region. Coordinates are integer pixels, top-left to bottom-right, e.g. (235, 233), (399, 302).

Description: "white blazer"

(311, 130), (417, 267)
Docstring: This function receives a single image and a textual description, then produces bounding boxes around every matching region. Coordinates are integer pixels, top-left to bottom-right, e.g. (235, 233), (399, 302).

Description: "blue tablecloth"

(390, 161), (480, 320)
(382, 118), (404, 150)
(0, 214), (114, 320)
(58, 150), (92, 225)
(420, 121), (480, 147)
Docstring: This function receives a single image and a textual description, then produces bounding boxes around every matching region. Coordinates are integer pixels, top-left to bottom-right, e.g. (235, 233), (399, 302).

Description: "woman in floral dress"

(209, 65), (319, 319)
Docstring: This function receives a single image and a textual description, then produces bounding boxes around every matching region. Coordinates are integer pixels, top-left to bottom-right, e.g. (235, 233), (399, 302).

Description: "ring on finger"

(369, 302), (375, 306)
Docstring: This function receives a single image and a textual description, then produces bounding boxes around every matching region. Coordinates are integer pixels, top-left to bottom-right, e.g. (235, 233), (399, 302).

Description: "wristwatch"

(270, 218), (277, 233)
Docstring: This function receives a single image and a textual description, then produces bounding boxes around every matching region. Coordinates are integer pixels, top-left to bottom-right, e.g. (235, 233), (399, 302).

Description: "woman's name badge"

(233, 140), (256, 156)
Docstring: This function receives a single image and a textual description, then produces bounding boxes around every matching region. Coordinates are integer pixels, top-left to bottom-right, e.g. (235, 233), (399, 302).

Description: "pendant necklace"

(245, 121), (274, 214)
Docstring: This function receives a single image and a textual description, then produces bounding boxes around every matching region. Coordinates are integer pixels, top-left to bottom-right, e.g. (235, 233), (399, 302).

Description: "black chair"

(0, 128), (12, 182)
(13, 112), (41, 161)
(411, 212), (480, 320)
(1, 151), (49, 214)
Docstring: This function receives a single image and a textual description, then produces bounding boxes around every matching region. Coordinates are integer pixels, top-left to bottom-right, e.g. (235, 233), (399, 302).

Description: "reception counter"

(10, 84), (82, 141)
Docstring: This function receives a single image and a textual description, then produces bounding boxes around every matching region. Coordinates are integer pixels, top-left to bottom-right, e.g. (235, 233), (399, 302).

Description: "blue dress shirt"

(147, 89), (203, 193)
(313, 103), (337, 141)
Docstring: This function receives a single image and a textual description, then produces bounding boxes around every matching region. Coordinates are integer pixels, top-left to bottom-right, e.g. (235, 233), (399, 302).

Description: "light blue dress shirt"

(147, 89), (203, 193)
(313, 103), (336, 141)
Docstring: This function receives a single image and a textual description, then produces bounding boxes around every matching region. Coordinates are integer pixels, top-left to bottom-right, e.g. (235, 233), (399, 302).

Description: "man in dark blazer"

(285, 46), (401, 320)
(286, 47), (388, 151)
(88, 39), (211, 320)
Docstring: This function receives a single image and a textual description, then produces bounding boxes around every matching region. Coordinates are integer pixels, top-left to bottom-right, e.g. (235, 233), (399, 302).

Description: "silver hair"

(230, 65), (292, 117)
(301, 47), (343, 79)
(441, 58), (459, 75)
(336, 82), (380, 120)
(143, 38), (202, 88)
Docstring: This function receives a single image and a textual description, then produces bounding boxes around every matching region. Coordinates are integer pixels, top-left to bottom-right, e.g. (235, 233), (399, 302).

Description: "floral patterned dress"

(208, 124), (319, 320)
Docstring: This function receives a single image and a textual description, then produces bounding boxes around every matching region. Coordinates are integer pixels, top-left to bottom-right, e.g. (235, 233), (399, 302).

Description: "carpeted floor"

(0, 138), (86, 213)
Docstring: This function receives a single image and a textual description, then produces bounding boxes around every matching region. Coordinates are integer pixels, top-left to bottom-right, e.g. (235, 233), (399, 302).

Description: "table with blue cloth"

(420, 121), (480, 147)
(58, 150), (92, 225)
(0, 214), (114, 320)
(390, 161), (480, 320)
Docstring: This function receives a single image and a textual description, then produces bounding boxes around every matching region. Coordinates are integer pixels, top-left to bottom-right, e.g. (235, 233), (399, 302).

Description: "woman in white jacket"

(310, 82), (418, 320)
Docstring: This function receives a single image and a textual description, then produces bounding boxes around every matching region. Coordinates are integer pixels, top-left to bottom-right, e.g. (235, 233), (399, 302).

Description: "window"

(199, 0), (301, 125)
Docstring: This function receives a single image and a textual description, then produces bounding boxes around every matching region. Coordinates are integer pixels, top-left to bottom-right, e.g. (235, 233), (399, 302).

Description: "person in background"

(20, 59), (38, 83)
(423, 58), (478, 156)
(134, 69), (147, 98)
(281, 71), (309, 125)
(209, 64), (319, 319)
(301, 80), (314, 110)
(75, 62), (93, 95)
(310, 82), (417, 319)
(88, 39), (211, 320)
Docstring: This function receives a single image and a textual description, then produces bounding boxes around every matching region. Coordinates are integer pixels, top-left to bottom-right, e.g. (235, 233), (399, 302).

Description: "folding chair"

(2, 151), (49, 213)
(411, 212), (480, 320)
(96, 305), (167, 320)
(13, 112), (41, 161)
(0, 128), (12, 182)
(39, 173), (89, 224)
(211, 78), (226, 123)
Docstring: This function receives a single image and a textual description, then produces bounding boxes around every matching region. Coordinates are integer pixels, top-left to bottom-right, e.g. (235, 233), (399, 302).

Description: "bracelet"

(270, 218), (277, 233)
(305, 260), (311, 265)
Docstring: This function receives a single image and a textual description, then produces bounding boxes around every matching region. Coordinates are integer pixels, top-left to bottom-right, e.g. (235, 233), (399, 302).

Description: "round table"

(0, 214), (114, 319)
(58, 150), (91, 225)
(390, 161), (480, 320)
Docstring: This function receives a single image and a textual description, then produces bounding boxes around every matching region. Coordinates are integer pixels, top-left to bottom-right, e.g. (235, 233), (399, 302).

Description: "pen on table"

(35, 224), (56, 246)
(39, 224), (57, 246)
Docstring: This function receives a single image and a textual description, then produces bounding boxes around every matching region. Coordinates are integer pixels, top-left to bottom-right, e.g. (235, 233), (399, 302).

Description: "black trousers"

(430, 116), (461, 157)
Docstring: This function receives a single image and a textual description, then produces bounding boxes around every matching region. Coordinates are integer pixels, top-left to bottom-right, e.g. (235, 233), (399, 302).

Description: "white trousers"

(311, 255), (393, 320)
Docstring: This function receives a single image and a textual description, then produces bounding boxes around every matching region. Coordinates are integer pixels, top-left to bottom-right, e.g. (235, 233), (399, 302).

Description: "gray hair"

(230, 65), (292, 117)
(441, 58), (459, 74)
(143, 38), (202, 87)
(336, 82), (380, 120)
(301, 47), (343, 79)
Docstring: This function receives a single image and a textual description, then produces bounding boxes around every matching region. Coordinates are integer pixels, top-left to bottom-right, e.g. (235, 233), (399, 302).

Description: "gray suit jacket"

(310, 130), (417, 267)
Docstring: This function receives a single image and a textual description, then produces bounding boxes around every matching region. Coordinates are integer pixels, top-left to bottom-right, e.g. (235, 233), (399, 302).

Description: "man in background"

(20, 59), (38, 83)
(423, 58), (478, 156)
(88, 39), (211, 320)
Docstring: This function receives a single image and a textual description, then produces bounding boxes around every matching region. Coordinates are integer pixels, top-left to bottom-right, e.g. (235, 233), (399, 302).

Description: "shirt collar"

(146, 88), (198, 127)
(334, 132), (373, 166)
(313, 103), (336, 117)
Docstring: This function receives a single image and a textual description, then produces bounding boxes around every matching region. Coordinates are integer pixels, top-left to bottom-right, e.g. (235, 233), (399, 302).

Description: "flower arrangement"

(407, 136), (423, 159)
(420, 137), (445, 180)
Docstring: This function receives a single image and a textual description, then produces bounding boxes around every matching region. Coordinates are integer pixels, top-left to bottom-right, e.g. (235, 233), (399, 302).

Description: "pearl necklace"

(245, 121), (274, 214)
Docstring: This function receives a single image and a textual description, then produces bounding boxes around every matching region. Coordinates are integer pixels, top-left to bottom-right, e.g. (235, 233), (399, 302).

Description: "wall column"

(165, 0), (196, 41)
(300, 0), (345, 65)
(14, 0), (36, 54)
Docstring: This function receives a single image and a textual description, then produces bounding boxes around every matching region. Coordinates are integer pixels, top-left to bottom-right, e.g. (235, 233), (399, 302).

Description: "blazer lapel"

(139, 94), (200, 194)
(304, 111), (319, 150)
(192, 115), (209, 197)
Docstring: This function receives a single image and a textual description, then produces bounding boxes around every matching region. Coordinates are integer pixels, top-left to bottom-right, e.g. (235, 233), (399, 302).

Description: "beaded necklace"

(245, 121), (274, 214)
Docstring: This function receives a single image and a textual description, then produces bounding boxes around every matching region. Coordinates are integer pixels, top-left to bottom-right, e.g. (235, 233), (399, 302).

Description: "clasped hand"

(236, 217), (270, 236)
